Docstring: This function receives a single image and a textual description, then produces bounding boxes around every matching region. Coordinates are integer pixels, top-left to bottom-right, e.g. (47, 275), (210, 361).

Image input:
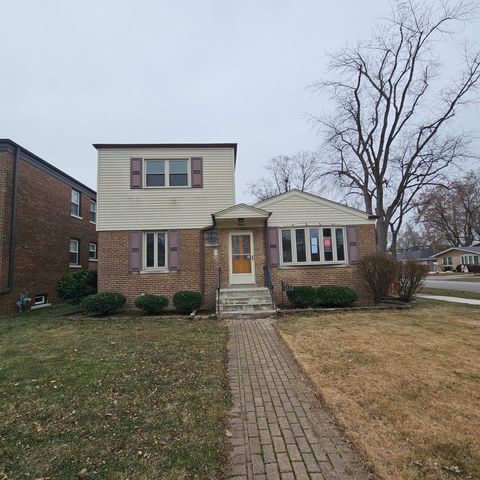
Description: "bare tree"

(416, 171), (480, 247)
(397, 222), (428, 251)
(311, 0), (480, 256)
(248, 151), (325, 201)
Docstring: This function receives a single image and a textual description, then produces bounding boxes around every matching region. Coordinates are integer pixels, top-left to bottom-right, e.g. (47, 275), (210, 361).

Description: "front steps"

(217, 286), (276, 318)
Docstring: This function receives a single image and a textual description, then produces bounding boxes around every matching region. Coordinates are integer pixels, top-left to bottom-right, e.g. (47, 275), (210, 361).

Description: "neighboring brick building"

(96, 143), (377, 314)
(0, 140), (97, 314)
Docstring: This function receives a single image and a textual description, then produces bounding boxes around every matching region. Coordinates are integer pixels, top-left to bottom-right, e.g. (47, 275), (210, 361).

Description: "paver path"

(227, 317), (370, 480)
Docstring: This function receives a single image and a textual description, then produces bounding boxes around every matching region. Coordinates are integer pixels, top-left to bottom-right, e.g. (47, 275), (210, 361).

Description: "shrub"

(396, 261), (428, 302)
(56, 270), (97, 304)
(286, 286), (317, 308)
(80, 292), (126, 315)
(173, 291), (203, 314)
(456, 264), (462, 272)
(357, 253), (400, 304)
(316, 285), (358, 308)
(469, 264), (480, 274)
(443, 266), (453, 272)
(134, 294), (169, 314)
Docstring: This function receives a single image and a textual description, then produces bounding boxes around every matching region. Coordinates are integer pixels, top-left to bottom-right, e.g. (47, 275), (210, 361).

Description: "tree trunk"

(376, 220), (388, 253)
(390, 231), (398, 259)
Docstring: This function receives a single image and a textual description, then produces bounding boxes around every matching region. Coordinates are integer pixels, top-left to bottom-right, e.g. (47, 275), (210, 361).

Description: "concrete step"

(220, 296), (271, 305)
(217, 286), (275, 318)
(220, 303), (273, 314)
(222, 310), (277, 319)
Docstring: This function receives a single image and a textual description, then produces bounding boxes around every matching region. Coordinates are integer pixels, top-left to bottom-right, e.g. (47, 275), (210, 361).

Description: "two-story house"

(95, 143), (377, 314)
(0, 140), (97, 314)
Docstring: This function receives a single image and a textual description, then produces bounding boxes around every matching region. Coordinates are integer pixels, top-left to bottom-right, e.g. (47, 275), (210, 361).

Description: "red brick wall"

(99, 224), (377, 311)
(270, 224), (377, 305)
(0, 155), (97, 314)
(0, 151), (14, 292)
(98, 230), (205, 308)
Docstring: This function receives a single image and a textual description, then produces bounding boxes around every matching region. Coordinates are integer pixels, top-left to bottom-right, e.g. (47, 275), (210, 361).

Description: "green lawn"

(0, 306), (229, 480)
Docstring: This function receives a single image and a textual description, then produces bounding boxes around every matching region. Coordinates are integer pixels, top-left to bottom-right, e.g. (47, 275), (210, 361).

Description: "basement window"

(34, 294), (47, 306)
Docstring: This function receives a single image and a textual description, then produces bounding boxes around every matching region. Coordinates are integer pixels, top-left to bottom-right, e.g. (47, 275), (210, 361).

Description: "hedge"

(55, 270), (97, 304)
(286, 286), (317, 308)
(80, 292), (126, 315)
(173, 291), (203, 314)
(316, 286), (358, 308)
(134, 294), (169, 314)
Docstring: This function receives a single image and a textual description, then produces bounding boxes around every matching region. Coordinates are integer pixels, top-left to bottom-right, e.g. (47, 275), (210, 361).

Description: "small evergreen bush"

(173, 291), (203, 314)
(397, 261), (428, 302)
(80, 292), (126, 315)
(286, 286), (317, 308)
(134, 294), (169, 314)
(316, 285), (358, 308)
(56, 270), (97, 304)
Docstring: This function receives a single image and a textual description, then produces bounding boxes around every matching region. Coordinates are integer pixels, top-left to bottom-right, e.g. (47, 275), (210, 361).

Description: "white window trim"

(143, 158), (191, 188)
(89, 242), (98, 261)
(34, 294), (47, 306)
(69, 239), (80, 267)
(71, 190), (81, 218)
(279, 226), (348, 266)
(142, 231), (169, 272)
(89, 200), (97, 224)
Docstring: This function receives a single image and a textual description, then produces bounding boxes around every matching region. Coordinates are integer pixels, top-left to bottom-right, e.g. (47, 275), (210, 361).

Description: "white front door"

(229, 232), (255, 285)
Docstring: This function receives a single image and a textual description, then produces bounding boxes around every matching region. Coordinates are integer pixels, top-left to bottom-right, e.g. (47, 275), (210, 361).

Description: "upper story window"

(71, 190), (81, 217)
(280, 226), (347, 265)
(90, 200), (96, 223)
(144, 232), (168, 270)
(70, 239), (80, 266)
(145, 159), (189, 187)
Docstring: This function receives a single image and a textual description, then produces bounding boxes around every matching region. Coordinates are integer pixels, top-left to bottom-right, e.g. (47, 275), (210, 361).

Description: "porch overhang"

(212, 203), (271, 228)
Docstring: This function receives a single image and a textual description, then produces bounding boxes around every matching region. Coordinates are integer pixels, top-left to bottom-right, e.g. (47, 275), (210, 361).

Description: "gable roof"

(431, 245), (480, 257)
(397, 248), (436, 261)
(213, 203), (270, 220)
(255, 189), (377, 221)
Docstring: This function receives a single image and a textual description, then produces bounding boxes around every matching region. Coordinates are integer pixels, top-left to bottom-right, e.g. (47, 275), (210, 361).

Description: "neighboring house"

(431, 244), (480, 271)
(95, 143), (377, 313)
(0, 140), (97, 314)
(397, 247), (437, 271)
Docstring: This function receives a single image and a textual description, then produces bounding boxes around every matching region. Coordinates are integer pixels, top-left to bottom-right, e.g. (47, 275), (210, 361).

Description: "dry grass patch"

(277, 302), (480, 480)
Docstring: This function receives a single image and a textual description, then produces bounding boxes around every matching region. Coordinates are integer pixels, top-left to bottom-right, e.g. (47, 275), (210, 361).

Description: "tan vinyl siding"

(97, 147), (235, 231)
(258, 191), (374, 227)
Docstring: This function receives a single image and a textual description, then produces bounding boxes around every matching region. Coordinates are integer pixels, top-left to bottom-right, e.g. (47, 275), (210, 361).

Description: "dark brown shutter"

(191, 157), (203, 188)
(130, 158), (142, 189)
(168, 230), (180, 271)
(346, 225), (360, 263)
(268, 227), (279, 267)
(128, 231), (142, 272)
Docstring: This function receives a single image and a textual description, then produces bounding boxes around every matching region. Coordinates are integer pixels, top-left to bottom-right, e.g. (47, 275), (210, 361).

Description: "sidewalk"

(417, 294), (480, 305)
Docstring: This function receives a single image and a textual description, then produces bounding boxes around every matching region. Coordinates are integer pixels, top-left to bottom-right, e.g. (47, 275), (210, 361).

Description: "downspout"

(0, 145), (20, 294)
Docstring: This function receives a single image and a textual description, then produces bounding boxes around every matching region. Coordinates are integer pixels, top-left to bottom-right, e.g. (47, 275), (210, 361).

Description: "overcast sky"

(1, 0), (479, 202)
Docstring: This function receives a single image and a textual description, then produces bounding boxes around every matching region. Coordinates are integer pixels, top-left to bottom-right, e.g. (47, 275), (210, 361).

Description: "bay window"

(280, 226), (347, 265)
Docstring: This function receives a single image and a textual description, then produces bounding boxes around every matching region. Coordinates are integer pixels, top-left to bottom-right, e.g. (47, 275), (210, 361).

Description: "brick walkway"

(227, 317), (370, 480)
